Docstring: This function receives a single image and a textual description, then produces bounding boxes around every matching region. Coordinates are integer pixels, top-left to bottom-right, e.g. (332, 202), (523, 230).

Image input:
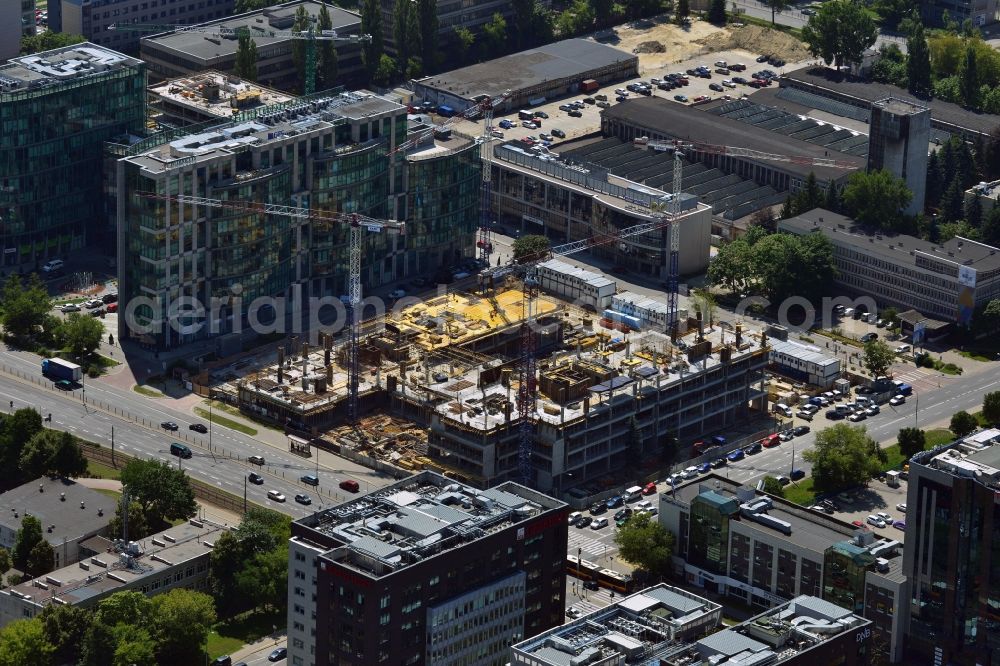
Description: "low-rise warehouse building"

(769, 338), (840, 388)
(412, 38), (637, 114)
(0, 477), (117, 570)
(778, 65), (997, 142)
(139, 0), (365, 91)
(779, 208), (1000, 325)
(600, 97), (864, 194)
(492, 140), (714, 278)
(0, 519), (227, 628)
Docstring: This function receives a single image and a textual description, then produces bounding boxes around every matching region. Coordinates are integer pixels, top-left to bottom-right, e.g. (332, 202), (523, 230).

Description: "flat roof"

(538, 259), (615, 289)
(0, 478), (116, 546)
(511, 583), (721, 665)
(873, 97), (929, 117)
(140, 0), (361, 61)
(150, 71), (293, 119)
(662, 475), (856, 553)
(295, 471), (565, 579)
(3, 520), (227, 607)
(779, 208), (1000, 273)
(601, 97), (865, 181)
(769, 338), (838, 367)
(782, 66), (1000, 136)
(416, 38), (636, 102)
(0, 43), (141, 94)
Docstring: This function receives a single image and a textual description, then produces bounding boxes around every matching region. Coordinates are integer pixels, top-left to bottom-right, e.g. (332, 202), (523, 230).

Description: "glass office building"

(688, 491), (740, 576)
(0, 44), (145, 268)
(117, 91), (480, 350)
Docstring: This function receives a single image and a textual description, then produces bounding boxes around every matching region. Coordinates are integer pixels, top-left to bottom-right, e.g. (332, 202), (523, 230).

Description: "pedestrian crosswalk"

(891, 367), (946, 393)
(566, 587), (617, 614)
(567, 532), (609, 559)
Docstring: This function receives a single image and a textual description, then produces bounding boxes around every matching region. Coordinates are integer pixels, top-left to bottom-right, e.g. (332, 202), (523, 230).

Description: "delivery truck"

(42, 358), (82, 382)
(581, 79), (599, 93)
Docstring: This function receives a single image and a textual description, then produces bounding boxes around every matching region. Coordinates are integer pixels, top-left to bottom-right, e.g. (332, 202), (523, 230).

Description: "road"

(0, 350), (393, 520)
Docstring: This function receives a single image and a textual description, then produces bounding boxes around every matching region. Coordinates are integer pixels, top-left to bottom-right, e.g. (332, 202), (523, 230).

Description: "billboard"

(958, 265), (977, 288)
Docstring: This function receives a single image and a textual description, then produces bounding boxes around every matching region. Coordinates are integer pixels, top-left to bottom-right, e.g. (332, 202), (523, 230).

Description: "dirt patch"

(602, 17), (727, 73)
(695, 25), (811, 62)
(634, 41), (666, 54)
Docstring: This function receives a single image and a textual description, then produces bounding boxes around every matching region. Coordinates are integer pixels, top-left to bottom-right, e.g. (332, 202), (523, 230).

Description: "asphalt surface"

(0, 349), (393, 519)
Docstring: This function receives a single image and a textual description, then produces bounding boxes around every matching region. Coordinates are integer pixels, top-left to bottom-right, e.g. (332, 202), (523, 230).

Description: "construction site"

(225, 279), (771, 493)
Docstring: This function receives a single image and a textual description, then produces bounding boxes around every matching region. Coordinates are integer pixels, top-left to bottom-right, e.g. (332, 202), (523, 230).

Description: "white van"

(774, 403), (793, 417)
(624, 485), (643, 502)
(41, 259), (64, 273)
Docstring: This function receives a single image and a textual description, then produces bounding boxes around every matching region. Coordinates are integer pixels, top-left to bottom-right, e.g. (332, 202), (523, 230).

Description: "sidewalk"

(227, 634), (287, 664)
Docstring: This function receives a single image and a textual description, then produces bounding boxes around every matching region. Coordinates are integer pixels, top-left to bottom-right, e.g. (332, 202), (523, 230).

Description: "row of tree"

(707, 224), (837, 304)
(0, 409), (89, 492)
(0, 589), (216, 666)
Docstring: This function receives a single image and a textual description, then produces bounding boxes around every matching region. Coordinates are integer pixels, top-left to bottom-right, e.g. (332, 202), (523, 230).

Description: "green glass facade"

(0, 45), (145, 267)
(688, 492), (739, 576)
(823, 541), (875, 615)
(118, 95), (480, 349)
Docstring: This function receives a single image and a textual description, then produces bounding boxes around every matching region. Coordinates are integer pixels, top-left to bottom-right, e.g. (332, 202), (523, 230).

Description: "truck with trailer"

(41, 358), (81, 382)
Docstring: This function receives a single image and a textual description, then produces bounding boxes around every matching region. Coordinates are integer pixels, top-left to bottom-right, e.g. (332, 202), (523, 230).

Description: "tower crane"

(505, 137), (860, 483)
(109, 22), (371, 95)
(387, 90), (511, 265)
(135, 191), (403, 424)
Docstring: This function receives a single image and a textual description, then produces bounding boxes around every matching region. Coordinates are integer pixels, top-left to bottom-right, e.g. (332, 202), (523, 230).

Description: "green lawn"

(206, 400), (282, 432)
(132, 384), (163, 397)
(925, 428), (955, 448)
(85, 459), (122, 480)
(783, 478), (816, 506)
(207, 608), (285, 660)
(193, 406), (258, 436)
(958, 350), (993, 362)
(880, 444), (907, 472)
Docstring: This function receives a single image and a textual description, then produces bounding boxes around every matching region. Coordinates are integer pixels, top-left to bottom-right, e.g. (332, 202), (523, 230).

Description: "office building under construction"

(231, 282), (769, 492)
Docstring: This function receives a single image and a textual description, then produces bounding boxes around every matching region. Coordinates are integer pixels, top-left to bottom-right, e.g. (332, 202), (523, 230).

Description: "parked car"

(101, 293), (118, 304)
(727, 449), (745, 462)
(762, 433), (780, 448)
(568, 511), (583, 526)
(683, 466), (699, 479)
(267, 647), (287, 662)
(790, 469), (806, 480)
(722, 80), (736, 88)
(776, 476), (790, 486)
(614, 508), (632, 521)
(589, 502), (607, 515)
(730, 63), (747, 71)
(709, 83), (724, 92)
(566, 607), (582, 619)
(744, 442), (762, 455)
(867, 515), (886, 528)
(757, 54), (770, 62)
(642, 482), (657, 495)
(876, 511), (893, 523)
(851, 520), (866, 528)
(605, 495), (624, 508)
(189, 423), (208, 433)
(576, 516), (593, 528)
(860, 332), (878, 343)
(792, 425), (810, 436)
(58, 303), (80, 312)
(673, 94), (688, 102)
(892, 520), (906, 530)
(865, 405), (880, 416)
(697, 462), (712, 474)
(567, 109), (582, 117)
(848, 412), (867, 422)
(711, 457), (727, 468)
(590, 517), (609, 530)
(84, 298), (104, 309)
(896, 503), (907, 513)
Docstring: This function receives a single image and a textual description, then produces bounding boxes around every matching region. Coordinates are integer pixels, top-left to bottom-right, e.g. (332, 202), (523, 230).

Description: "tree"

(803, 423), (883, 491)
(749, 207), (777, 232)
(1, 274), (51, 341)
(19, 429), (87, 480)
(416, 0), (438, 71)
(591, 0), (615, 27)
(708, 0), (727, 24)
(209, 508), (291, 615)
(61, 313), (105, 358)
(20, 32), (85, 55)
(234, 32), (258, 81)
(862, 339), (896, 378)
(613, 512), (674, 578)
(39, 604), (90, 666)
(119, 460), (196, 529)
(761, 476), (786, 497)
(0, 619), (55, 666)
(897, 427), (926, 459)
(950, 410), (979, 438)
(25, 540), (54, 578)
(676, 0), (690, 21)
(0, 408), (43, 481)
(708, 237), (756, 294)
(556, 0), (596, 37)
(111, 627), (157, 666)
(152, 589), (217, 664)
(763, 0), (792, 26)
(0, 547), (10, 578)
(512, 234), (551, 262)
(236, 548), (288, 612)
(982, 391), (1000, 424)
(12, 515), (43, 571)
(453, 26), (475, 63)
(802, 0), (878, 70)
(374, 54), (397, 85)
(906, 20), (932, 97)
(882, 306), (899, 329)
(872, 0), (912, 29)
(291, 4), (310, 89)
(841, 169), (912, 230)
(481, 12), (507, 58)
(940, 176), (965, 223)
(360, 0), (385, 80)
(108, 500), (150, 542)
(960, 44), (981, 108)
(393, 0), (416, 76)
(825, 181), (840, 213)
(966, 192), (983, 228)
(316, 3), (339, 90)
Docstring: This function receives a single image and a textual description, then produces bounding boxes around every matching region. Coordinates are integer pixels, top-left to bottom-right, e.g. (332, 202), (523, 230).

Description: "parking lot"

(450, 48), (811, 149)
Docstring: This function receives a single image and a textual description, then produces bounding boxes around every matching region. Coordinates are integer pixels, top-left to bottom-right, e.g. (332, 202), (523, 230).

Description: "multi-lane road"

(0, 349), (393, 519)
